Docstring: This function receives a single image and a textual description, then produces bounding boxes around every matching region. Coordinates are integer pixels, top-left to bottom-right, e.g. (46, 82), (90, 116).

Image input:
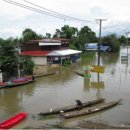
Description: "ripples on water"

(0, 48), (130, 128)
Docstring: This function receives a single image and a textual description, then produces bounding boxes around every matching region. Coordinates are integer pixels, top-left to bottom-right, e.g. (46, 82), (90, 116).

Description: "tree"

(53, 25), (97, 50)
(46, 33), (51, 38)
(102, 34), (120, 52)
(61, 25), (78, 39)
(118, 35), (127, 45)
(74, 26), (97, 50)
(22, 28), (39, 42)
(0, 36), (35, 76)
(0, 38), (17, 74)
(53, 29), (61, 38)
(53, 25), (78, 39)
(21, 56), (34, 74)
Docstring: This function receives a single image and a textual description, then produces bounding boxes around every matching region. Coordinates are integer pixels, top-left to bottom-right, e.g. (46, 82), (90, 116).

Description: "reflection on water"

(84, 75), (104, 90)
(0, 83), (38, 120)
(84, 73), (104, 99)
(84, 78), (91, 91)
(101, 52), (120, 65)
(0, 47), (130, 128)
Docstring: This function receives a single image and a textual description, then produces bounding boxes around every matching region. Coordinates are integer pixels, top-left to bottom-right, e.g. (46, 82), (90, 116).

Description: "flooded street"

(0, 47), (130, 128)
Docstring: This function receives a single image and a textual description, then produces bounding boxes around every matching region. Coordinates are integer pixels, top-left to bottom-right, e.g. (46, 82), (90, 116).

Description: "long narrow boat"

(38, 98), (105, 116)
(63, 99), (122, 119)
(0, 76), (35, 89)
(0, 112), (28, 129)
(75, 71), (84, 77)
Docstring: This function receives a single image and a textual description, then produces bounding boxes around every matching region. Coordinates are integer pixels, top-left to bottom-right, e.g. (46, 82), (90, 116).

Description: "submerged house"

(20, 38), (82, 73)
(85, 43), (111, 52)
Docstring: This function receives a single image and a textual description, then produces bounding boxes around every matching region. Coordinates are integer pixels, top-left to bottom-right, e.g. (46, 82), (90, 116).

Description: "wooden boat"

(63, 99), (122, 119)
(75, 71), (84, 77)
(38, 98), (105, 116)
(0, 112), (28, 129)
(0, 76), (35, 89)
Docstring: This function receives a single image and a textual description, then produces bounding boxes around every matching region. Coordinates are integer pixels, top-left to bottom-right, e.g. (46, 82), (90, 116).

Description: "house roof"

(85, 43), (109, 51)
(26, 38), (69, 44)
(51, 38), (70, 41)
(47, 49), (82, 56)
(19, 51), (50, 56)
(20, 49), (82, 57)
(39, 42), (61, 46)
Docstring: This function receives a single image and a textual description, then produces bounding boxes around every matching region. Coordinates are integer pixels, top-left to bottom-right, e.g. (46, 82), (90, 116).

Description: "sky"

(1, 0), (130, 39)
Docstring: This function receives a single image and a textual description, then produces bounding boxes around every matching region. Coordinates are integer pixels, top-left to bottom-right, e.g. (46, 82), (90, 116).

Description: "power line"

(24, 0), (92, 23)
(4, 0), (93, 23)
(3, 0), (71, 20)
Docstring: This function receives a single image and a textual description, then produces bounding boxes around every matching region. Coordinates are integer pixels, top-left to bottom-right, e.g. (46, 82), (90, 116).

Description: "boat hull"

(75, 71), (84, 77)
(0, 77), (35, 89)
(0, 112), (28, 129)
(38, 98), (105, 116)
(63, 99), (122, 119)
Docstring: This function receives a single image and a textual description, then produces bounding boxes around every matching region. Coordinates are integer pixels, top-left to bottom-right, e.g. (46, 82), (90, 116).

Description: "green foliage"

(0, 38), (17, 73)
(21, 56), (34, 74)
(81, 51), (96, 58)
(0, 36), (35, 75)
(53, 25), (78, 39)
(0, 26), (122, 76)
(61, 25), (78, 39)
(81, 53), (95, 64)
(53, 25), (97, 51)
(63, 60), (71, 66)
(46, 33), (51, 38)
(102, 34), (120, 52)
(69, 43), (77, 50)
(22, 28), (39, 42)
(73, 26), (97, 50)
(118, 35), (127, 45)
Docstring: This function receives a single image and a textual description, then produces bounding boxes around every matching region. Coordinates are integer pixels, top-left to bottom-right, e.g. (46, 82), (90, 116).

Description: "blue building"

(85, 43), (111, 52)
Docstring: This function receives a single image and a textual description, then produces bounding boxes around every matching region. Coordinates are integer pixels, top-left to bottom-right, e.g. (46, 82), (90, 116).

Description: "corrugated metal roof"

(85, 44), (109, 51)
(39, 42), (61, 46)
(47, 49), (82, 56)
(20, 49), (82, 57)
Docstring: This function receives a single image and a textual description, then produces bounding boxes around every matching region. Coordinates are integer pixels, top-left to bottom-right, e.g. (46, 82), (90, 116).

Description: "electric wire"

(24, 0), (92, 23)
(4, 0), (93, 23)
(4, 0), (71, 20)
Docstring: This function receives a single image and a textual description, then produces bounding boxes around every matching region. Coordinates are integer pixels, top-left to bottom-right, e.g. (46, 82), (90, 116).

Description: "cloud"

(1, 0), (130, 38)
(89, 6), (110, 19)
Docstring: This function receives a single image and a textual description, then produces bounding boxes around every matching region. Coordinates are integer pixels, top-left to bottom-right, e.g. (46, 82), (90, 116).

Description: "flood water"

(0, 47), (130, 128)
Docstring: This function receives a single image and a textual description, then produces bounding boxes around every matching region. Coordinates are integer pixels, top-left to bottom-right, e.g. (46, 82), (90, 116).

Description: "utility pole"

(125, 32), (129, 57)
(95, 19), (106, 83)
(17, 37), (21, 78)
(0, 70), (3, 82)
(95, 19), (107, 66)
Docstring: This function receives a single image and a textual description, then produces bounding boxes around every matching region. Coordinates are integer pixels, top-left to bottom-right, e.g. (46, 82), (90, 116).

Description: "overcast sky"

(1, 0), (130, 39)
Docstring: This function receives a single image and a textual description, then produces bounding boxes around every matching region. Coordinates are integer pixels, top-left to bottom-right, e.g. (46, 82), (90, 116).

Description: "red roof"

(19, 51), (50, 56)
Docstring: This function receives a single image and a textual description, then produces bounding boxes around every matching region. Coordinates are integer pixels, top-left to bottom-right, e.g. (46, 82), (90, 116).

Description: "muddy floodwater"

(0, 47), (130, 128)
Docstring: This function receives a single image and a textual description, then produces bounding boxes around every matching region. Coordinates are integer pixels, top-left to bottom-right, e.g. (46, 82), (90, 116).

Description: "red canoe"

(0, 112), (28, 129)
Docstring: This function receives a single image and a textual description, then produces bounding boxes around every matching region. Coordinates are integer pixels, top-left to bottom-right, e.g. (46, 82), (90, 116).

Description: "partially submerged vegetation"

(0, 25), (127, 76)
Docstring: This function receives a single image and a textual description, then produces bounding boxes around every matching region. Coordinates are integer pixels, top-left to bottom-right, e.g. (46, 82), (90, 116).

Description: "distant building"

(85, 43), (98, 51)
(85, 43), (111, 52)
